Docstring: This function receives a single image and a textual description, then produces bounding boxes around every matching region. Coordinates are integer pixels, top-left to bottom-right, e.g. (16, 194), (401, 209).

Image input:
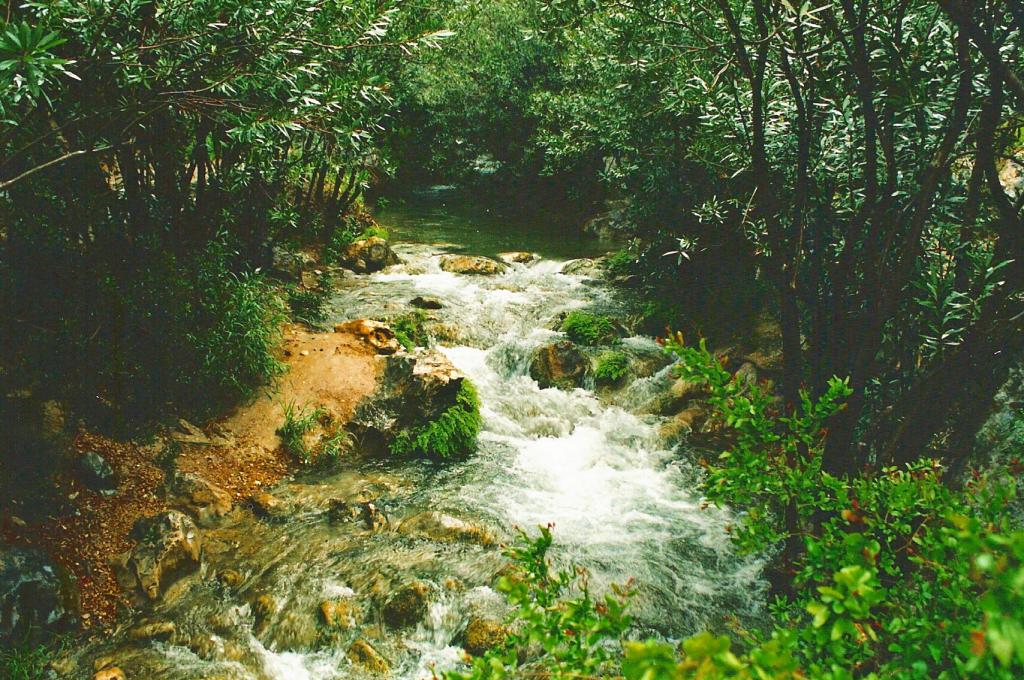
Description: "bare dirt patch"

(1, 326), (381, 631)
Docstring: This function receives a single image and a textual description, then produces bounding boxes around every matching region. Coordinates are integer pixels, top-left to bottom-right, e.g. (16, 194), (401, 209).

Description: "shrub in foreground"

(448, 340), (1024, 679)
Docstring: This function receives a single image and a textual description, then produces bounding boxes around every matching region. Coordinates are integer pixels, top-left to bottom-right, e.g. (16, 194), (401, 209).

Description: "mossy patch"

(594, 350), (630, 385)
(560, 311), (619, 345)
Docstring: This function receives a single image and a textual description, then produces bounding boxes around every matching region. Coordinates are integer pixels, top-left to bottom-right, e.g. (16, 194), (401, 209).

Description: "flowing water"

(76, 192), (765, 679)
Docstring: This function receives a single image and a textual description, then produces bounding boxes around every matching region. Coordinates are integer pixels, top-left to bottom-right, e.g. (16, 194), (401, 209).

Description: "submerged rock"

(119, 511), (201, 601)
(127, 619), (176, 642)
(0, 544), (79, 643)
(78, 450), (117, 494)
(439, 254), (507, 275)
(410, 295), (443, 310)
(339, 236), (400, 274)
(529, 340), (590, 389)
(399, 512), (495, 546)
(347, 638), (390, 673)
(334, 319), (401, 355)
(382, 580), (431, 628)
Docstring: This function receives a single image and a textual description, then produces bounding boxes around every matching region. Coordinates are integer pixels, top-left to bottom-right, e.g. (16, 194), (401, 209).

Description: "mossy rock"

(462, 617), (508, 656)
(382, 581), (431, 628)
(347, 638), (390, 673)
(320, 598), (360, 630)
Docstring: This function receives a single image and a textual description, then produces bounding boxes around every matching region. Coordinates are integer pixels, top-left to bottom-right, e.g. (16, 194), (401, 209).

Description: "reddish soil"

(0, 325), (382, 632)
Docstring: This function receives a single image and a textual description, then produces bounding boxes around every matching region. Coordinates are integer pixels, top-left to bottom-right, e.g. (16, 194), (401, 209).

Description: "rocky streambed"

(16, 237), (768, 679)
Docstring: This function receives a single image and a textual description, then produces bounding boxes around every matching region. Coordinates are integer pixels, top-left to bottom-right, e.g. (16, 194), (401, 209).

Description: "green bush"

(605, 249), (636, 277)
(446, 526), (632, 679)
(594, 350), (630, 385)
(390, 380), (482, 459)
(560, 311), (619, 346)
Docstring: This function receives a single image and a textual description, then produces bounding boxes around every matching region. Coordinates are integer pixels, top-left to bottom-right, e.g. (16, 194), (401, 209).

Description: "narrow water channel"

(74, 193), (765, 679)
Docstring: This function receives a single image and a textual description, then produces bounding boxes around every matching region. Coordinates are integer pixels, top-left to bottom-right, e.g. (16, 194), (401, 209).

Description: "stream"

(77, 191), (765, 679)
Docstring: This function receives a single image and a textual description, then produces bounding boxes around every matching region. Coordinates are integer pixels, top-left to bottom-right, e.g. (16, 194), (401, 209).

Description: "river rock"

(498, 251), (538, 264)
(169, 471), (232, 525)
(78, 450), (118, 494)
(121, 510), (201, 601)
(93, 668), (126, 680)
(339, 236), (400, 274)
(560, 258), (600, 276)
(334, 319), (401, 355)
(654, 376), (711, 416)
(271, 246), (313, 282)
(529, 340), (590, 389)
(439, 254), (507, 275)
(252, 594), (277, 635)
(320, 598), (360, 630)
(0, 544), (79, 643)
(382, 581), (431, 628)
(410, 295), (443, 310)
(660, 406), (709, 442)
(462, 617), (508, 656)
(735, 362), (760, 389)
(249, 492), (289, 521)
(399, 512), (494, 546)
(348, 638), (390, 673)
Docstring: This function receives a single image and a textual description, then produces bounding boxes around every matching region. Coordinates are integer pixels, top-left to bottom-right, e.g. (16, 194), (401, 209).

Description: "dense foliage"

(0, 0), (449, 428)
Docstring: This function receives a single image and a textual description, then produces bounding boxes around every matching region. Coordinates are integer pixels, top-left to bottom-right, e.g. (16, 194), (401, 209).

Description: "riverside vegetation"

(1, 1), (1023, 679)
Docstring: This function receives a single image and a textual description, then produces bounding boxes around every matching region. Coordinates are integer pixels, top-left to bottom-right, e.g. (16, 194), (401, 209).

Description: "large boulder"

(271, 246), (315, 282)
(339, 237), (400, 274)
(120, 511), (201, 601)
(0, 544), (79, 643)
(530, 341), (590, 389)
(334, 319), (401, 355)
(348, 349), (473, 453)
(439, 254), (507, 276)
